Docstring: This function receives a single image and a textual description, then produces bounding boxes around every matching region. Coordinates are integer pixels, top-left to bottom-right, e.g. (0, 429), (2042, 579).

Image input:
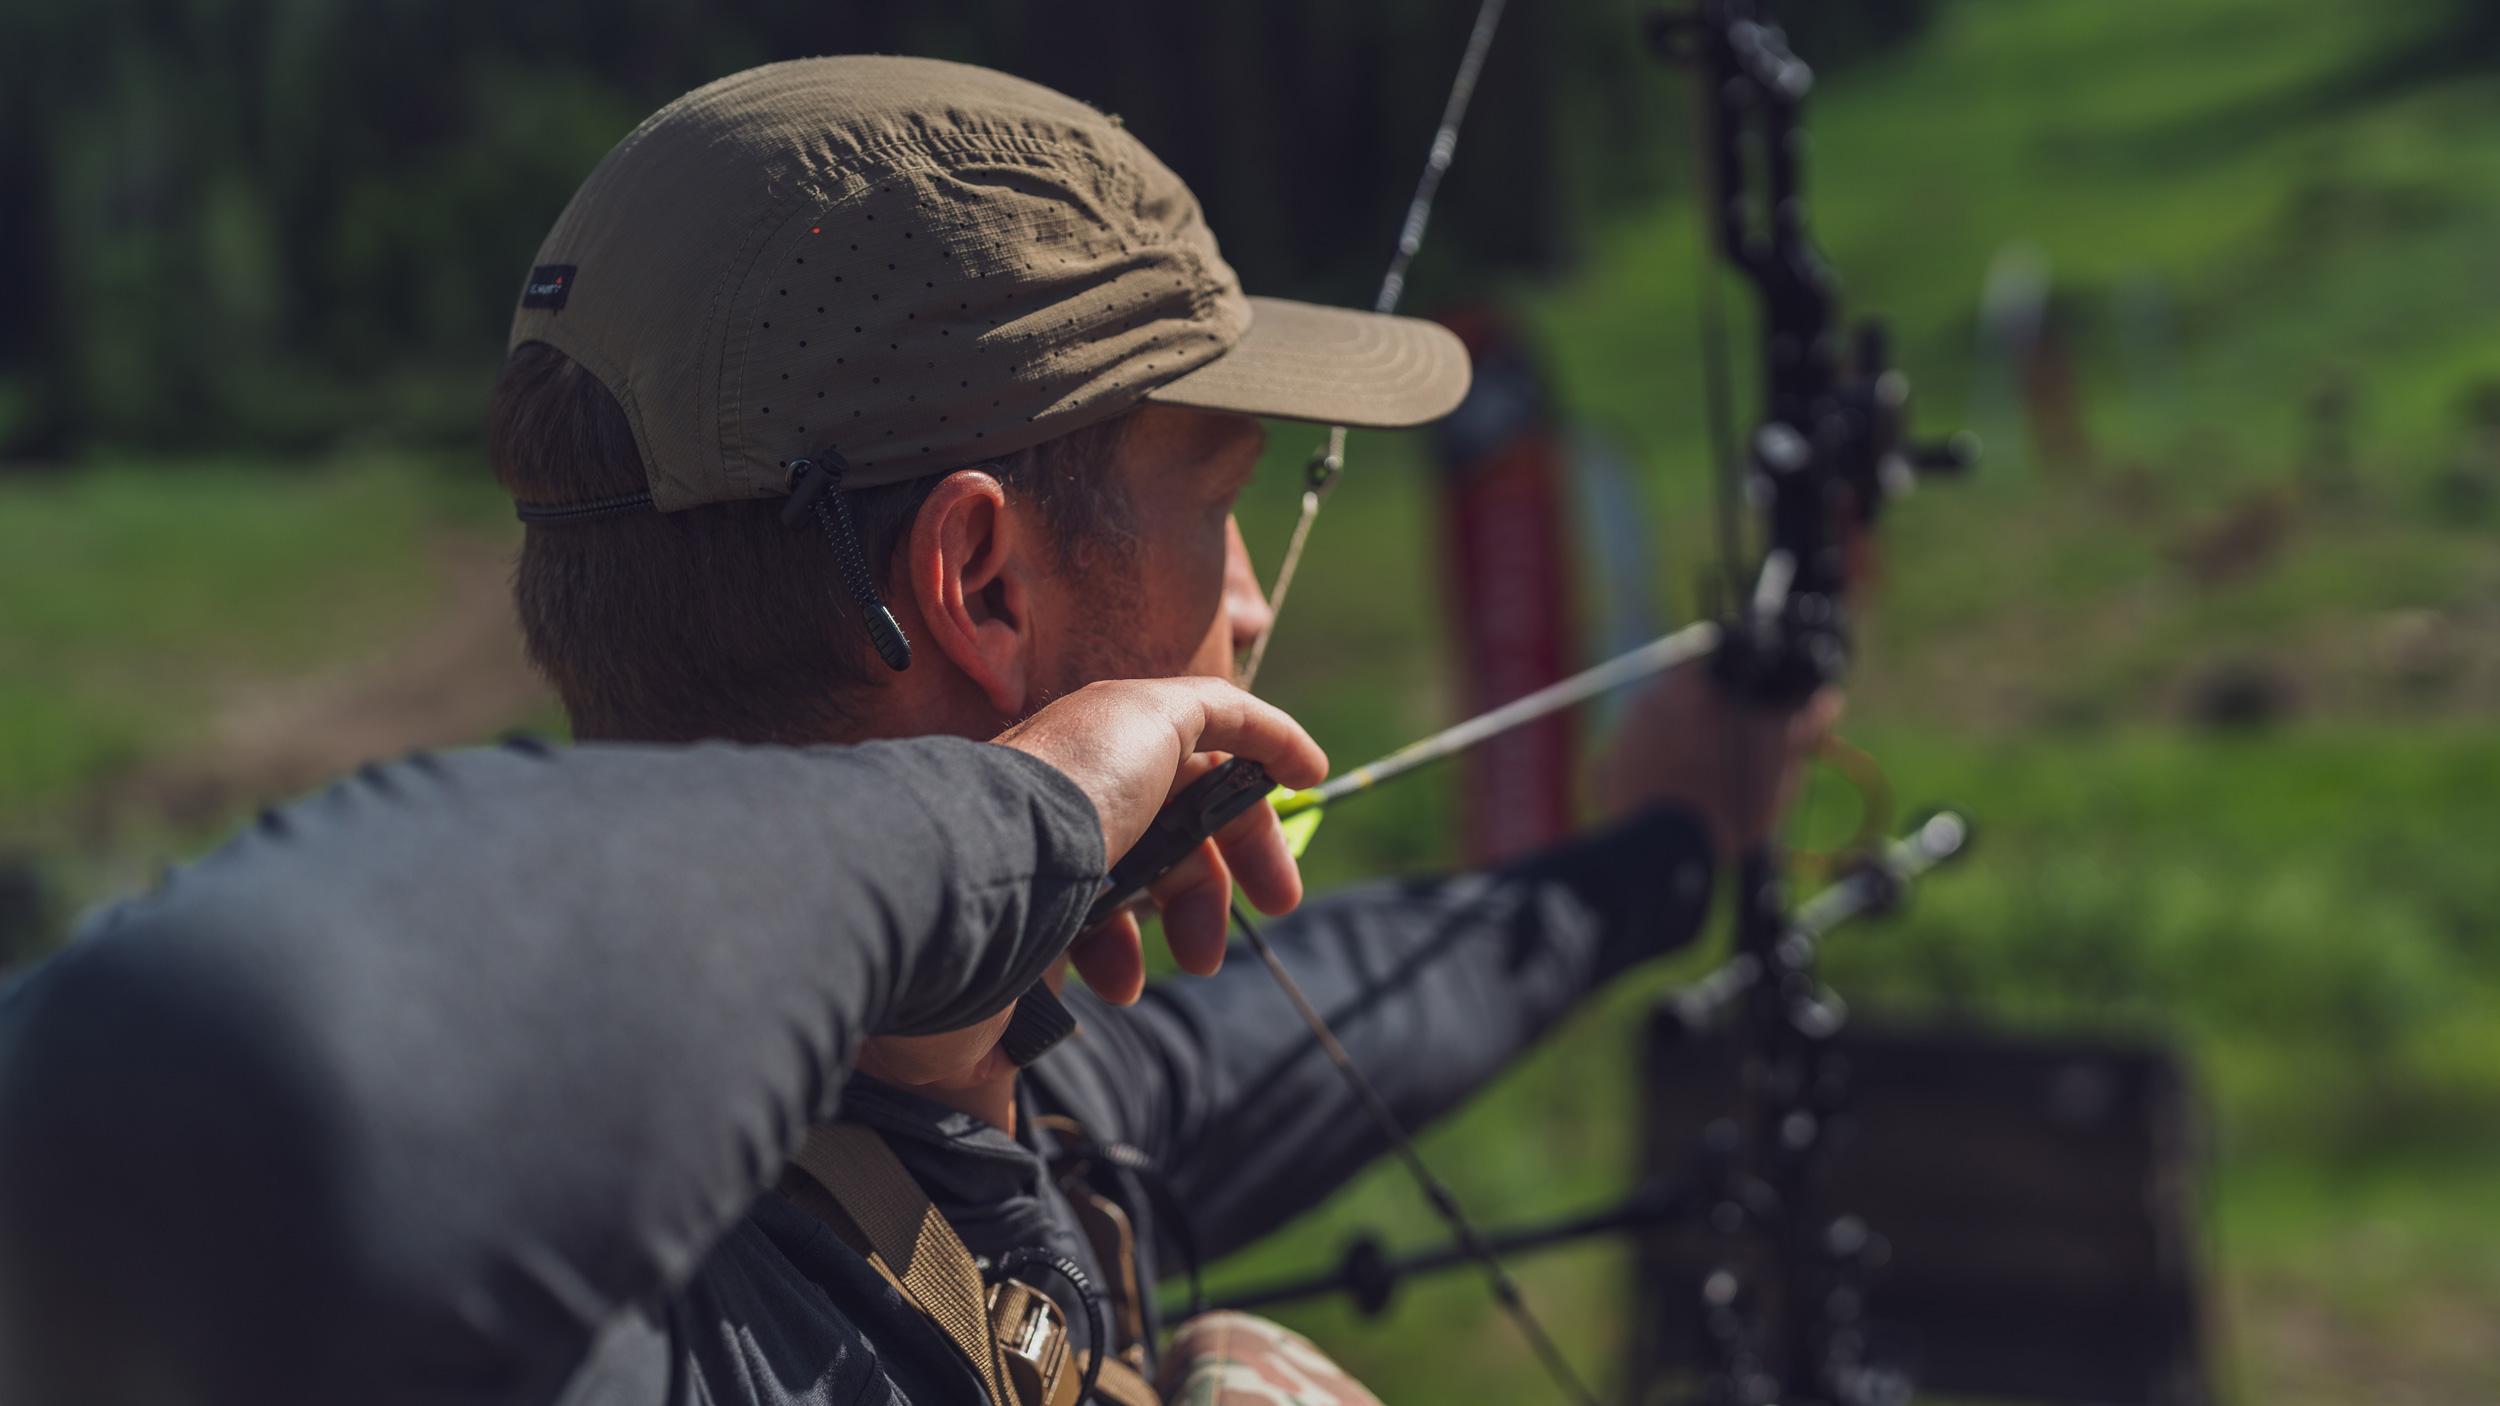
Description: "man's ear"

(900, 471), (1036, 717)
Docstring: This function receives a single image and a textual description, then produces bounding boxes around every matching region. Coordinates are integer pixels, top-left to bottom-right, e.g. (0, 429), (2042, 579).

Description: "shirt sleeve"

(1033, 804), (1716, 1262)
(0, 735), (1104, 1406)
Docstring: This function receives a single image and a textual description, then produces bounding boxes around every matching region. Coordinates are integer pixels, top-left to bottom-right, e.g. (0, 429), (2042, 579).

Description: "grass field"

(5, 0), (2499, 1400)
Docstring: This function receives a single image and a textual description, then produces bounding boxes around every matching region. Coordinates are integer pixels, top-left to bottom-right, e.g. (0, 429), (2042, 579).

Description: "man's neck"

(724, 697), (1028, 1134)
(930, 1074), (1017, 1133)
(849, 1044), (1022, 1132)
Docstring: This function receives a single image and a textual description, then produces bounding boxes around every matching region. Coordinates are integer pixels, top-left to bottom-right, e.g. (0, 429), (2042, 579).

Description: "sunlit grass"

(5, 0), (2499, 1400)
(0, 454), (494, 814)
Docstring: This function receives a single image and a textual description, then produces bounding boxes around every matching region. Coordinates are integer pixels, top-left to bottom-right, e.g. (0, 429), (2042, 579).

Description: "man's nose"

(1224, 517), (1275, 659)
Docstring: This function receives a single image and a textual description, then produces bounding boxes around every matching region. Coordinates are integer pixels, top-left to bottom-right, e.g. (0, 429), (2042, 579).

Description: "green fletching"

(1273, 786), (1326, 858)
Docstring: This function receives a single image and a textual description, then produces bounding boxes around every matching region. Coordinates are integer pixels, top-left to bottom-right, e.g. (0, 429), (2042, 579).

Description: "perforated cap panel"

(509, 56), (1468, 508)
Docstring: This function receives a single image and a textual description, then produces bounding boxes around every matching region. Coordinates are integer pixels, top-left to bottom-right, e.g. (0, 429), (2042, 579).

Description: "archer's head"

(489, 56), (1470, 748)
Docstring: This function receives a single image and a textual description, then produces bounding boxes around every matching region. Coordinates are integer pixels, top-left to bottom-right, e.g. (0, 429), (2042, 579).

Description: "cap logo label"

(520, 264), (577, 310)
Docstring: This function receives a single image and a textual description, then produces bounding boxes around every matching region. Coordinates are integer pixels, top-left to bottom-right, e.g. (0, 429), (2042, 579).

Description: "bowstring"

(1225, 2), (1606, 1402)
(1231, 905), (1605, 1406)
(1237, 0), (1508, 691)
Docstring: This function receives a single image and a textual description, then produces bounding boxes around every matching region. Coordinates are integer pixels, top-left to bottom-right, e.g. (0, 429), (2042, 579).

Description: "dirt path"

(81, 532), (551, 839)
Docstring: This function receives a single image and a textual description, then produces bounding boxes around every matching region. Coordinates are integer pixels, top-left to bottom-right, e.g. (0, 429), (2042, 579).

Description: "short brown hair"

(488, 341), (1136, 743)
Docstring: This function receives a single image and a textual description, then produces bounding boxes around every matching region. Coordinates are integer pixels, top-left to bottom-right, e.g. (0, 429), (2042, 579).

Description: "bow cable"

(1229, 902), (1603, 1406)
(1195, 9), (1975, 1400)
(1238, 0), (1509, 690)
(1219, 2), (1606, 1402)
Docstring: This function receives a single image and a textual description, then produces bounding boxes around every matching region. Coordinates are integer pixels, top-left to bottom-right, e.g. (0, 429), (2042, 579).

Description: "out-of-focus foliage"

(0, 0), (1929, 461)
(9, 1), (2500, 1401)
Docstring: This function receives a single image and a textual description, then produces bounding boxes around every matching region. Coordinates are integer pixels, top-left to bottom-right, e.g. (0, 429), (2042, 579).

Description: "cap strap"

(512, 491), (656, 525)
(784, 455), (913, 672)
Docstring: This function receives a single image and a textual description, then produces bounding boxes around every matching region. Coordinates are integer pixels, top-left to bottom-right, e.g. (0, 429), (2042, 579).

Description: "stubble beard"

(1025, 552), (1215, 718)
(1034, 599), (1163, 715)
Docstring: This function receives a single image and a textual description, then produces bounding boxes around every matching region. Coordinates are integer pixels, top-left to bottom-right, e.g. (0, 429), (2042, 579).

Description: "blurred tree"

(0, 0), (1931, 463)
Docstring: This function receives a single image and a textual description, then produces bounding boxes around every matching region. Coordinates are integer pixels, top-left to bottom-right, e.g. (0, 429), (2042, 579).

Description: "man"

(3, 55), (1829, 1406)
(0, 675), (1328, 1405)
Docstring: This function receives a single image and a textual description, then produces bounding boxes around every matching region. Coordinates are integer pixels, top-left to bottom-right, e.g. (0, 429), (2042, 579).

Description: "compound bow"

(1209, 4), (1980, 1405)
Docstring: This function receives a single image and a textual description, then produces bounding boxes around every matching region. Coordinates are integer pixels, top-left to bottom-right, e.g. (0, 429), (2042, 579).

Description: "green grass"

(6, 0), (2500, 1400)
(1531, 0), (2500, 512)
(1815, 727), (2500, 1168)
(1215, 3), (2500, 1400)
(1188, 725), (2500, 1405)
(0, 453), (496, 817)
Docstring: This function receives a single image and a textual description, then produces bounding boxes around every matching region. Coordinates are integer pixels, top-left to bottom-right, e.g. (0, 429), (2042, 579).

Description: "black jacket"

(0, 736), (1712, 1405)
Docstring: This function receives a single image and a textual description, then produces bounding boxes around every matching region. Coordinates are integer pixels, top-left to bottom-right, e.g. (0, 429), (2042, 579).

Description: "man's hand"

(997, 677), (1327, 1003)
(857, 680), (1324, 1100)
(1594, 660), (1843, 865)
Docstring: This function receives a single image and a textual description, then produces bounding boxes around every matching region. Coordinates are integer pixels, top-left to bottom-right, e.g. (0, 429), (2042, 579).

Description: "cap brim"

(1141, 296), (1471, 429)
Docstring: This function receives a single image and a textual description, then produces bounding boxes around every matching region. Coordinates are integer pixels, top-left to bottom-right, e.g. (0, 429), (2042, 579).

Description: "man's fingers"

(993, 676), (1326, 1016)
(1147, 845), (1232, 976)
(1164, 749), (1224, 803)
(1796, 687), (1847, 745)
(1067, 912), (1147, 1006)
(1170, 681), (1328, 791)
(1214, 799), (1303, 918)
(1004, 677), (1326, 866)
(1083, 839), (1234, 977)
(1154, 841), (1235, 974)
(1139, 841), (1219, 896)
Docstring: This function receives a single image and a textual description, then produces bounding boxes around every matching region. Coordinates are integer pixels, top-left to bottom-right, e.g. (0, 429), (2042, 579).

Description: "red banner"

(1432, 309), (1580, 865)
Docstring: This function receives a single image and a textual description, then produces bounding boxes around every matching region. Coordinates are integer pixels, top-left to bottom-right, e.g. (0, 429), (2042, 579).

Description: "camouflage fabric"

(1156, 1312), (1386, 1406)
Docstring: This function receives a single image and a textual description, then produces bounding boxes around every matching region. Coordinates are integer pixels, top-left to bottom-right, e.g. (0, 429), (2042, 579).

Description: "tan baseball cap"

(508, 55), (1472, 510)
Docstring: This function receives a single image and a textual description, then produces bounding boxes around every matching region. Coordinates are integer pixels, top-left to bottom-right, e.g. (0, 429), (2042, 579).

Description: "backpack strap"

(785, 1123), (1167, 1406)
(788, 1124), (1019, 1406)
(1085, 1349), (1162, 1406)
(1036, 1112), (1173, 1350)
(1065, 1187), (1148, 1349)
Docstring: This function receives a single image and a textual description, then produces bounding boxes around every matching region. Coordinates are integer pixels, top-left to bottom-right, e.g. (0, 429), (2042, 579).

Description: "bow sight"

(1215, 6), (1989, 1405)
(1649, 0), (1975, 705)
(1658, 5), (1974, 1403)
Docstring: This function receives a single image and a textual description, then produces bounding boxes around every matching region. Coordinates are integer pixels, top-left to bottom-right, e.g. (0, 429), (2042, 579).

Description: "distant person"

(0, 58), (1833, 1406)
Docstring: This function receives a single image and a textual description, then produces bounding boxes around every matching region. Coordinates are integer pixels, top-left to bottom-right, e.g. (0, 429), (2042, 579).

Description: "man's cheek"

(1187, 533), (1239, 676)
(1175, 584), (1234, 679)
(1134, 540), (1229, 678)
(1194, 624), (1238, 683)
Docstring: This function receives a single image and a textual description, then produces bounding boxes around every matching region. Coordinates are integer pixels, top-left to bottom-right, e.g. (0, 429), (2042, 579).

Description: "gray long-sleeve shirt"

(0, 735), (1713, 1406)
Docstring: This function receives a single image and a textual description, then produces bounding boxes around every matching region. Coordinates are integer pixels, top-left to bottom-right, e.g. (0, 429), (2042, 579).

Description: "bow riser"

(1669, 4), (1977, 1402)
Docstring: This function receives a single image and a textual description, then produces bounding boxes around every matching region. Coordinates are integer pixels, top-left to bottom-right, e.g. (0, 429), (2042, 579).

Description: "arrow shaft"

(1277, 621), (1721, 818)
